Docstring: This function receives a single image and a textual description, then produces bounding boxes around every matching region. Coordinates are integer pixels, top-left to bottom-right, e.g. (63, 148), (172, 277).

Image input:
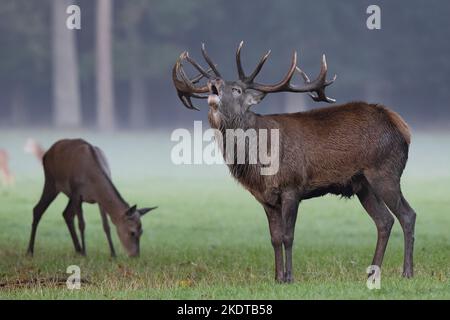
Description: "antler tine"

(250, 51), (298, 92)
(177, 56), (196, 87)
(184, 52), (211, 78)
(236, 41), (246, 81)
(295, 66), (311, 83)
(176, 54), (208, 93)
(292, 54), (337, 103)
(191, 67), (215, 84)
(179, 94), (199, 111)
(316, 54), (337, 87)
(172, 53), (210, 110)
(247, 49), (271, 82)
(201, 43), (222, 78)
(236, 41), (272, 83)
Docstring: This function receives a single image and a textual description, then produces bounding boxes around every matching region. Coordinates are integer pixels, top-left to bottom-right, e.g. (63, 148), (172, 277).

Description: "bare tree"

(126, 5), (147, 128)
(96, 0), (115, 131)
(10, 82), (27, 125)
(52, 0), (81, 128)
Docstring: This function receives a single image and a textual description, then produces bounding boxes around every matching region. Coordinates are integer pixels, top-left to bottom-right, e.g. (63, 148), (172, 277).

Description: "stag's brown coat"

(173, 42), (417, 283)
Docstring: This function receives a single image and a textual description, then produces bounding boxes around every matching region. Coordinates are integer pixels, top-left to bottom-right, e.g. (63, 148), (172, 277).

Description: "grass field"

(0, 129), (449, 299)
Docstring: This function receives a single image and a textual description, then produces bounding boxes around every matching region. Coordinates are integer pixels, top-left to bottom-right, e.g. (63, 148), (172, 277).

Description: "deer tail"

(386, 109), (411, 145)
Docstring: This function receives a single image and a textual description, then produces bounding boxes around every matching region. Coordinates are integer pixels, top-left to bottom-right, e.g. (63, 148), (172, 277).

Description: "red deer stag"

(27, 139), (156, 257)
(172, 42), (416, 283)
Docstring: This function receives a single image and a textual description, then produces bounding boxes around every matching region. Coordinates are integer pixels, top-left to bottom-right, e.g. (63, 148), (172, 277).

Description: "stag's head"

(172, 42), (336, 117)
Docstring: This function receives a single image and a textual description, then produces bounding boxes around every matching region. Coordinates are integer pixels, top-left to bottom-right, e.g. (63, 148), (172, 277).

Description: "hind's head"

(116, 205), (156, 257)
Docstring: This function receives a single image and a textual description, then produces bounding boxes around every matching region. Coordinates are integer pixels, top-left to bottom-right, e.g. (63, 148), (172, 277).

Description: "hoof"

(402, 271), (413, 278)
(75, 250), (86, 257)
(275, 273), (294, 284)
(284, 272), (294, 284)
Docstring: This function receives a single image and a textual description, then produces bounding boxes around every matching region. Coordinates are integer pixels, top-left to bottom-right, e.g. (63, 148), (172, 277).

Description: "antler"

(236, 41), (271, 83)
(172, 42), (337, 110)
(236, 42), (336, 103)
(172, 51), (215, 110)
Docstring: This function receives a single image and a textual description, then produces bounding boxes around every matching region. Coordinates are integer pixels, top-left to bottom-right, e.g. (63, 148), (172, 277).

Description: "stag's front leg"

(281, 193), (300, 283)
(263, 205), (284, 283)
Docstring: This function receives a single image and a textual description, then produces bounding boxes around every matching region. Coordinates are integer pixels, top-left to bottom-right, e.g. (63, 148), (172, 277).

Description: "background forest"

(0, 0), (449, 130)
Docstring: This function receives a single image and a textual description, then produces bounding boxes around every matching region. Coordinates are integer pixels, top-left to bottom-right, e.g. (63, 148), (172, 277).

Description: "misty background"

(0, 0), (449, 131)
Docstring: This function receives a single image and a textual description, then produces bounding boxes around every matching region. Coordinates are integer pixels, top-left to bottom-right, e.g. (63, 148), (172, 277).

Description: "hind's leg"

(27, 177), (59, 256)
(75, 199), (86, 256)
(99, 205), (116, 257)
(63, 199), (83, 254)
(357, 183), (395, 269)
(365, 171), (416, 278)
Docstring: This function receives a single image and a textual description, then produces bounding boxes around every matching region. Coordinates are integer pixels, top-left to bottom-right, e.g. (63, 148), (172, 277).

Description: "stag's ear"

(244, 89), (266, 109)
(126, 205), (137, 217)
(138, 206), (158, 217)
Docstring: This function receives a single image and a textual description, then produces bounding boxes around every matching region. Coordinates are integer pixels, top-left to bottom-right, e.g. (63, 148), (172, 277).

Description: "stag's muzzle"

(207, 79), (223, 108)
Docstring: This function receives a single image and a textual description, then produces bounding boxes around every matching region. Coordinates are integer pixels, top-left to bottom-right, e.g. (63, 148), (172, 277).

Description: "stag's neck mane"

(208, 109), (265, 192)
(208, 109), (258, 131)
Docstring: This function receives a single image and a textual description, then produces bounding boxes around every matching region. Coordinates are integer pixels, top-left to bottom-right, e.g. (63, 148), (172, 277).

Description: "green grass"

(0, 130), (449, 299)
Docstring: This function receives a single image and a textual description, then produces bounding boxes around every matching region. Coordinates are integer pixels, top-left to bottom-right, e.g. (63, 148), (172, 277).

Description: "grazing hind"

(27, 139), (156, 257)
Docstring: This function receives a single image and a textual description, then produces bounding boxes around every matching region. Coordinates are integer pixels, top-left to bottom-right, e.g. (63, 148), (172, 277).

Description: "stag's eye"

(232, 87), (242, 96)
(130, 231), (136, 237)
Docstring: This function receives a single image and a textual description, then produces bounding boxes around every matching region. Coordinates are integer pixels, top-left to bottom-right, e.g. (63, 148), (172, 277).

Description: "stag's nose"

(207, 79), (222, 109)
(207, 79), (224, 95)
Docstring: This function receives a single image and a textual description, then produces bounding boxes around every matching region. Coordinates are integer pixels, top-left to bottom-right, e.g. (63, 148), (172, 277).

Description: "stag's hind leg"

(357, 183), (394, 270)
(281, 192), (300, 283)
(365, 171), (416, 278)
(27, 176), (59, 256)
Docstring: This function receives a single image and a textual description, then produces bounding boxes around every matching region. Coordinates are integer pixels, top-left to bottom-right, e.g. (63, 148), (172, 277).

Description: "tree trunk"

(127, 24), (147, 129)
(129, 74), (148, 128)
(52, 0), (82, 128)
(10, 83), (27, 126)
(96, 0), (115, 131)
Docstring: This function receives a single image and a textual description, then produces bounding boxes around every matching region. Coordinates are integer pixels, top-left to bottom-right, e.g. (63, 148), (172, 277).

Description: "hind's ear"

(126, 205), (137, 216)
(138, 206), (158, 217)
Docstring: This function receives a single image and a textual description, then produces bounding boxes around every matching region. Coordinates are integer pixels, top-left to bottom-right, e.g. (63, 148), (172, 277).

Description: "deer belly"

(79, 186), (97, 204)
(77, 191), (97, 204)
(82, 197), (96, 204)
(56, 182), (97, 204)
